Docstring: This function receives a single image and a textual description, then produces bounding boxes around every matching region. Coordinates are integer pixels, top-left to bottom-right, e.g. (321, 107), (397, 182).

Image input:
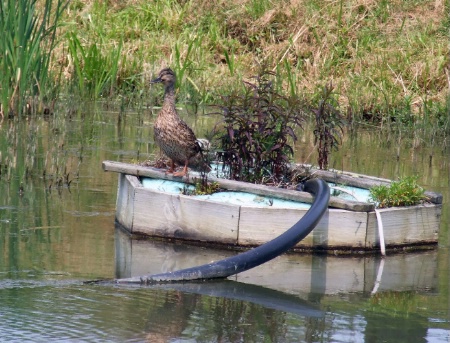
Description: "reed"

(67, 32), (122, 99)
(0, 0), (67, 117)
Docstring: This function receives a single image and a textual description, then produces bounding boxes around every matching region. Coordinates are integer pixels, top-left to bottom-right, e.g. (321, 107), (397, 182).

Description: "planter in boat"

(104, 160), (442, 253)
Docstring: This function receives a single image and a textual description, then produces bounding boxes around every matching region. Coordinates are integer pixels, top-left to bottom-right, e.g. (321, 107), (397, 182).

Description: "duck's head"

(151, 68), (176, 87)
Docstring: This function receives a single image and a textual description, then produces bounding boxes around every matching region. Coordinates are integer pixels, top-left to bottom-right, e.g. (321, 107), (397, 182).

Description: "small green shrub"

(369, 176), (427, 208)
(182, 179), (221, 196)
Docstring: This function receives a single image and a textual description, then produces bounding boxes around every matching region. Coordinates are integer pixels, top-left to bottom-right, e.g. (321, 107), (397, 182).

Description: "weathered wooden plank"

(238, 207), (368, 249)
(132, 186), (240, 244)
(103, 160), (374, 212)
(366, 204), (442, 248)
(113, 163), (442, 252)
(211, 177), (374, 212)
(104, 160), (181, 180)
(290, 164), (392, 188)
(291, 164), (442, 204)
(115, 174), (140, 230)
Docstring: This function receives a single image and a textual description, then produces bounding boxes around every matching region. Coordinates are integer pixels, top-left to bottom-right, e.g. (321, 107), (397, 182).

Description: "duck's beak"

(150, 76), (162, 84)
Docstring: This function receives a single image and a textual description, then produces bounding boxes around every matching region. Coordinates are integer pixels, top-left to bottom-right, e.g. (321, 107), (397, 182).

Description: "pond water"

(0, 106), (449, 342)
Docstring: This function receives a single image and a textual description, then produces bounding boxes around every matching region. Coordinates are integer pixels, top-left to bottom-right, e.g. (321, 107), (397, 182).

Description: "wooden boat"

(103, 160), (442, 254)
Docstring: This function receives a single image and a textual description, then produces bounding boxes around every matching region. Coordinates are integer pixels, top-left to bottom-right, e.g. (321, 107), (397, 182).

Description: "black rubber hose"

(117, 178), (330, 284)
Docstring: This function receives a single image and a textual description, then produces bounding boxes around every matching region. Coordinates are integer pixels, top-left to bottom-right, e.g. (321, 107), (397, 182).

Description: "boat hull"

(115, 172), (441, 253)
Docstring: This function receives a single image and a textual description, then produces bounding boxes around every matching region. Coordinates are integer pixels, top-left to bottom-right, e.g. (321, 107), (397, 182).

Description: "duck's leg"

(173, 160), (188, 177)
(166, 160), (175, 174)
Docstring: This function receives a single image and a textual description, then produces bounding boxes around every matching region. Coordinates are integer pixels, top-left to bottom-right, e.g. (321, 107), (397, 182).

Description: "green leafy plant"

(216, 65), (304, 184)
(182, 178), (221, 196)
(369, 176), (427, 208)
(312, 82), (346, 170)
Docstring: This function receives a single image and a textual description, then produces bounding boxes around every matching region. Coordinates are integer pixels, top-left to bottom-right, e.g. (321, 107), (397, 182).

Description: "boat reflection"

(115, 225), (438, 298)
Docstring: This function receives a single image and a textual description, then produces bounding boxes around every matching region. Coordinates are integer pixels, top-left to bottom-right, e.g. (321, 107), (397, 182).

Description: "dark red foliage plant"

(215, 65), (305, 184)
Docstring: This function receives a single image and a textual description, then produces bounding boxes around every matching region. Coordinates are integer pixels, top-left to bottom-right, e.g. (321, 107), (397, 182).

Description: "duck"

(151, 67), (210, 177)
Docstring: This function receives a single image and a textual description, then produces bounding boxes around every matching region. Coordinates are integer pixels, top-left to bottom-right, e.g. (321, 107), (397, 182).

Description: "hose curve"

(117, 178), (330, 284)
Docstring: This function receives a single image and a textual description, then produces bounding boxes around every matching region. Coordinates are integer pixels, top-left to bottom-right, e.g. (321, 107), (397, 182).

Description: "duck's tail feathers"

(190, 139), (212, 172)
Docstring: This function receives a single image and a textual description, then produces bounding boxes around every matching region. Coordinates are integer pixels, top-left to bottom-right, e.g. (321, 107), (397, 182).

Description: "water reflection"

(0, 273), (446, 342)
(145, 280), (324, 317)
(110, 228), (446, 342)
(116, 227), (439, 296)
(0, 109), (448, 342)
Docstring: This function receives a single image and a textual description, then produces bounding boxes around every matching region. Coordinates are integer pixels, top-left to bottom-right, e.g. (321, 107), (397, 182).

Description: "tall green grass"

(64, 0), (123, 100)
(67, 32), (122, 99)
(0, 0), (67, 117)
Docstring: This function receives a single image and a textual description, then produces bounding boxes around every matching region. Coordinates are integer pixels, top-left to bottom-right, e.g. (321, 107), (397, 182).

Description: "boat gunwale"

(103, 160), (442, 212)
(103, 161), (372, 212)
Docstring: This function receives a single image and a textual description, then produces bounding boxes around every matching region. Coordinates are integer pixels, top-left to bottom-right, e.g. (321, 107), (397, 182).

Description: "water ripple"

(0, 279), (184, 342)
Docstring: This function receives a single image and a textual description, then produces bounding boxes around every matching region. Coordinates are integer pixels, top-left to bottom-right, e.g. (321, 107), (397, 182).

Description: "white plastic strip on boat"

(374, 208), (386, 256)
(331, 186), (386, 256)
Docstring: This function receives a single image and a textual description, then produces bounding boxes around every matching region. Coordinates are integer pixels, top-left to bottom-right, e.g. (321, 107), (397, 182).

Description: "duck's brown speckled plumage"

(151, 68), (208, 176)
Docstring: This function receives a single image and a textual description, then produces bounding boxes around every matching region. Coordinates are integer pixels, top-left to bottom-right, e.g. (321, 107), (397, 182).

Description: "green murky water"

(0, 106), (449, 342)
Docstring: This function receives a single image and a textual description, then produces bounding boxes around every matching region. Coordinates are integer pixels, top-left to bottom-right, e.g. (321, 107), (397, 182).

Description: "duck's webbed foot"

(165, 160), (176, 174)
(173, 162), (188, 177)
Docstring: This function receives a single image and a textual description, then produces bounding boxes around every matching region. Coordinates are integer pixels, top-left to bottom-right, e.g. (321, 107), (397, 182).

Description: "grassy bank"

(62, 0), (449, 123)
(2, 0), (449, 128)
